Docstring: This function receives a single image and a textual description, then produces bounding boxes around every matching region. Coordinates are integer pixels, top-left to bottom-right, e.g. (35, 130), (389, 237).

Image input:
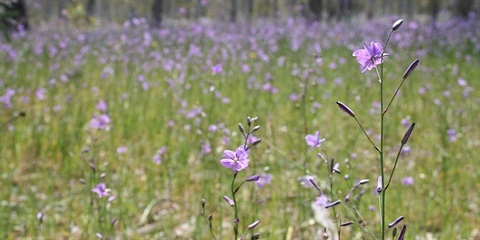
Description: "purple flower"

(298, 175), (316, 188)
(255, 173), (272, 188)
(90, 114), (111, 130)
(153, 146), (167, 164)
(211, 64), (223, 75)
(35, 88), (46, 100)
(352, 41), (385, 73)
(0, 88), (15, 108)
(219, 146), (250, 173)
(401, 177), (414, 186)
(447, 129), (457, 142)
(305, 131), (325, 149)
(201, 142), (212, 155)
(117, 146), (128, 154)
(247, 135), (259, 145)
(96, 100), (107, 112)
(313, 193), (329, 207)
(92, 183), (110, 198)
(289, 93), (299, 102)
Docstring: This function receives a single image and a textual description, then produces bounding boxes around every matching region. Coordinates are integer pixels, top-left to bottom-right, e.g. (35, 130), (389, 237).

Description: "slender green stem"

(383, 77), (407, 114)
(353, 116), (380, 153)
(231, 173), (239, 239)
(328, 168), (340, 239)
(209, 223), (216, 240)
(350, 206), (378, 240)
(301, 76), (309, 171)
(378, 29), (393, 240)
(384, 144), (405, 191)
(379, 71), (386, 240)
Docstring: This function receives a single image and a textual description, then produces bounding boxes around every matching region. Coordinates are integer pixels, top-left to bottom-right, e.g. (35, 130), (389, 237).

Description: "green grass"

(0, 20), (479, 239)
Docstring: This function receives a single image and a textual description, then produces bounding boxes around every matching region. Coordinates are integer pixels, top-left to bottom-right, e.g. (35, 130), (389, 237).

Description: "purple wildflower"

(255, 173), (272, 188)
(153, 146), (167, 164)
(35, 88), (46, 101)
(0, 88), (15, 108)
(208, 124), (217, 132)
(211, 64), (223, 75)
(401, 177), (414, 186)
(313, 193), (329, 207)
(298, 175), (316, 188)
(447, 129), (457, 142)
(90, 114), (111, 130)
(92, 183), (110, 198)
(96, 100), (107, 112)
(352, 41), (385, 73)
(305, 131), (325, 149)
(117, 146), (128, 154)
(247, 135), (259, 145)
(219, 146), (250, 173)
(201, 142), (212, 155)
(289, 93), (299, 102)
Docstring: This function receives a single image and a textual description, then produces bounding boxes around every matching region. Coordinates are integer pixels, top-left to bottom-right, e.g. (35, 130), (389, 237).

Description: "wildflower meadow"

(1, 14), (479, 240)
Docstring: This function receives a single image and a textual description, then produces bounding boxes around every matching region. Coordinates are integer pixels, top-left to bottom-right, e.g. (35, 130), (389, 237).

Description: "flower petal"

(223, 150), (236, 159)
(220, 159), (235, 169)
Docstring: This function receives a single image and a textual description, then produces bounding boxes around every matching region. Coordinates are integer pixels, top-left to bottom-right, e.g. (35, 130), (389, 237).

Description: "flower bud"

(238, 123), (245, 135)
(358, 179), (369, 185)
(392, 19), (404, 31)
(388, 216), (405, 228)
(398, 225), (407, 240)
(325, 200), (341, 208)
(336, 101), (355, 118)
(376, 176), (383, 193)
(248, 220), (260, 229)
(403, 59), (420, 80)
(340, 221), (353, 227)
(246, 175), (260, 182)
(401, 123), (415, 145)
(223, 196), (235, 206)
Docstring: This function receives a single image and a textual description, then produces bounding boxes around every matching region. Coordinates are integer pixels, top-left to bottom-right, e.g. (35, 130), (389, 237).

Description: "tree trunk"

(246, 0), (253, 20)
(430, 0), (439, 26)
(339, 0), (352, 20)
(455, 0), (474, 18)
(152, 0), (163, 27)
(308, 0), (322, 21)
(0, 0), (29, 30)
(367, 0), (374, 19)
(230, 0), (237, 23)
(86, 0), (95, 21)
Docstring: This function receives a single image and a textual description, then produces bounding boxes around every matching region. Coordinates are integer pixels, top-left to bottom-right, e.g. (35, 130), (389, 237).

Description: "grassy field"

(1, 16), (479, 239)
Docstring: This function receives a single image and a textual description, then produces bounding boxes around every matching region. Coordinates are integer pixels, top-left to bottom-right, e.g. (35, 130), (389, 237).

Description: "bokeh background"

(1, 0), (479, 239)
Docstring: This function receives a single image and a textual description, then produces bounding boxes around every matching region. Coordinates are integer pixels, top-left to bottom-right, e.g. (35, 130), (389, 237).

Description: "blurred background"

(2, 0), (479, 33)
